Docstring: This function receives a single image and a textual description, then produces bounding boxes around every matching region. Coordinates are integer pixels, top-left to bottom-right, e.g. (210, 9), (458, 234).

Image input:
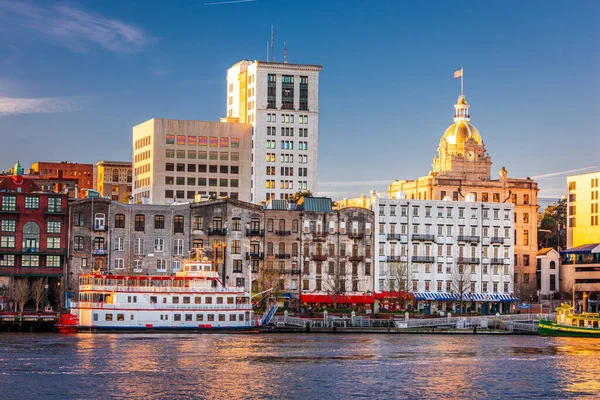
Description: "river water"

(1, 333), (599, 399)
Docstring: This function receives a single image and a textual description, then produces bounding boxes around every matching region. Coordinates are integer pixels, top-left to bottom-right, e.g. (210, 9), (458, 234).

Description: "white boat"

(62, 249), (276, 332)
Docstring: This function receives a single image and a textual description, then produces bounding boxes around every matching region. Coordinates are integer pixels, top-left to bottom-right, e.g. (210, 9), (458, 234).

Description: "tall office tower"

(567, 171), (600, 248)
(225, 60), (322, 203)
(132, 119), (252, 205)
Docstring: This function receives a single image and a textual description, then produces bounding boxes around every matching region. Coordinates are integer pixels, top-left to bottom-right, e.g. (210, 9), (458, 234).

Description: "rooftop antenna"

(283, 41), (288, 63)
(266, 40), (269, 62)
(270, 25), (275, 62)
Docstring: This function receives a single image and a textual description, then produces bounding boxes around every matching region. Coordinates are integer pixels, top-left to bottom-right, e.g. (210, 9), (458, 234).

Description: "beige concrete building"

(567, 171), (600, 248)
(95, 161), (132, 202)
(132, 118), (252, 204)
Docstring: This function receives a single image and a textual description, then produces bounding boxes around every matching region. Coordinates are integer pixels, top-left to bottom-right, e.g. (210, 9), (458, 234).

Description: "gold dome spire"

(442, 95), (482, 145)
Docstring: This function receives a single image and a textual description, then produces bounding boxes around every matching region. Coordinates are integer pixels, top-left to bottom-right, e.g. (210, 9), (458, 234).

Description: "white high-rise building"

(225, 60), (322, 203)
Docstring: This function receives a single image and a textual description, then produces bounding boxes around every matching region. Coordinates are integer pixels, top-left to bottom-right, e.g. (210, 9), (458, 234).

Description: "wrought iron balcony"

(93, 247), (108, 256)
(246, 229), (264, 237)
(311, 253), (328, 261)
(490, 237), (505, 244)
(245, 251), (264, 260)
(491, 258), (505, 265)
(348, 255), (364, 262)
(275, 230), (291, 236)
(387, 234), (403, 241)
(208, 227), (228, 236)
(458, 257), (480, 264)
(348, 232), (364, 239)
(289, 269), (301, 275)
(276, 253), (291, 259)
(386, 256), (403, 262)
(412, 256), (435, 263)
(457, 235), (480, 242)
(93, 224), (108, 231)
(412, 234), (435, 241)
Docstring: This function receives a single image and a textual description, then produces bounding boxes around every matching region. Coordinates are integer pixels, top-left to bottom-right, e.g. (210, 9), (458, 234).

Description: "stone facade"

(95, 161), (132, 202)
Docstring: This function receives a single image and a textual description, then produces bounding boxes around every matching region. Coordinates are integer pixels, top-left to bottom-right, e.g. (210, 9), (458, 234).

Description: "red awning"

(374, 291), (414, 300)
(300, 293), (374, 304)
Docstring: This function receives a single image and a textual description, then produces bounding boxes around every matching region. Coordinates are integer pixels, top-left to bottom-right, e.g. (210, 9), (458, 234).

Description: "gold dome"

(443, 121), (481, 145)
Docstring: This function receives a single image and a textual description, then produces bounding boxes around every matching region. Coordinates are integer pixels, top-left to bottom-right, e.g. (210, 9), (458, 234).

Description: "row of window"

(134, 150), (151, 164)
(265, 153), (309, 164)
(99, 313), (244, 323)
(380, 204), (515, 220)
(165, 177), (239, 187)
(0, 235), (62, 249)
(0, 254), (61, 267)
(165, 135), (240, 148)
(380, 243), (511, 258)
(265, 114), (309, 124)
(134, 135), (151, 150)
(379, 280), (511, 294)
(165, 163), (240, 174)
(0, 220), (61, 233)
(0, 196), (63, 212)
(380, 224), (512, 237)
(165, 149), (240, 161)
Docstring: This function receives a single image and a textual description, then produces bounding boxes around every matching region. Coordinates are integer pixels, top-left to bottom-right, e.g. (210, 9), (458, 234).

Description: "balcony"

(387, 256), (402, 262)
(491, 258), (505, 265)
(387, 234), (403, 241)
(348, 255), (364, 262)
(490, 237), (505, 244)
(289, 269), (301, 275)
(0, 206), (20, 214)
(275, 230), (291, 236)
(458, 235), (480, 242)
(245, 251), (264, 260)
(412, 256), (435, 263)
(93, 247), (108, 256)
(276, 253), (291, 259)
(45, 207), (66, 215)
(93, 224), (108, 231)
(458, 257), (480, 264)
(208, 228), (228, 236)
(412, 234), (435, 241)
(311, 253), (328, 261)
(246, 229), (265, 237)
(348, 232), (364, 239)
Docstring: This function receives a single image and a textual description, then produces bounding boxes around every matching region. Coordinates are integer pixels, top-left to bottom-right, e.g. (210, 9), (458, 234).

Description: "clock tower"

(431, 95), (492, 180)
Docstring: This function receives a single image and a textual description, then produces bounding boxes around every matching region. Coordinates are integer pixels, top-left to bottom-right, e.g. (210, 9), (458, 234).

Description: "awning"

(412, 292), (457, 301)
(300, 293), (374, 304)
(374, 291), (414, 300)
(561, 243), (600, 254)
(277, 292), (294, 299)
(412, 292), (520, 302)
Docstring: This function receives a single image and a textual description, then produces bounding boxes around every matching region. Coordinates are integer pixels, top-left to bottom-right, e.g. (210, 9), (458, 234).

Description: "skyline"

(0, 0), (598, 202)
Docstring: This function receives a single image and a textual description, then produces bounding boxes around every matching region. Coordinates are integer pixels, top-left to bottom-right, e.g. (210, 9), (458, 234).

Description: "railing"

(386, 256), (403, 262)
(245, 252), (264, 260)
(458, 257), (480, 264)
(412, 256), (435, 263)
(394, 313), (555, 330)
(458, 236), (480, 242)
(71, 301), (251, 310)
(275, 230), (291, 236)
(92, 247), (108, 255)
(311, 254), (328, 261)
(491, 258), (506, 265)
(276, 253), (291, 259)
(93, 225), (108, 231)
(312, 232), (328, 238)
(490, 237), (505, 244)
(348, 232), (364, 239)
(246, 229), (264, 237)
(348, 255), (364, 262)
(207, 228), (228, 235)
(412, 234), (435, 241)
(386, 234), (403, 240)
(79, 284), (246, 293)
(0, 206), (20, 213)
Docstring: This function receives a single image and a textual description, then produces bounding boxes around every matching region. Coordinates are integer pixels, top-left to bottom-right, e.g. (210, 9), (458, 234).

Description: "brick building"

(95, 161), (132, 202)
(30, 161), (94, 199)
(0, 162), (69, 303)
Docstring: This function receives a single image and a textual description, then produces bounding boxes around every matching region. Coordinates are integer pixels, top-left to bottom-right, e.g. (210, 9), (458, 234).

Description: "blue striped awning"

(412, 292), (520, 302)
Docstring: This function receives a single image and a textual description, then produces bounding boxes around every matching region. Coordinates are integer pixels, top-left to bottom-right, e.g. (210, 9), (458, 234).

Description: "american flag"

(454, 68), (463, 78)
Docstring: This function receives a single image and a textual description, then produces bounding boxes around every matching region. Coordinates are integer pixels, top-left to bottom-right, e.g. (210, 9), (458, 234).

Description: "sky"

(0, 0), (598, 204)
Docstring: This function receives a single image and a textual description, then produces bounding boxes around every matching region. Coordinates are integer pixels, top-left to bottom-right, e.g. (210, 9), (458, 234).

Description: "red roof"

(373, 291), (414, 299)
(300, 293), (374, 304)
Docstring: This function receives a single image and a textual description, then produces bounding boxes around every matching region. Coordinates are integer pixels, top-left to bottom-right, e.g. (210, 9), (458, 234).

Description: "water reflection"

(1, 334), (600, 399)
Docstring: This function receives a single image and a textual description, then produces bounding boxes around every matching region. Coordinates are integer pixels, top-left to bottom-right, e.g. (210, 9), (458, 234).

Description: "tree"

(538, 197), (567, 250)
(323, 261), (348, 309)
(512, 264), (538, 302)
(30, 278), (46, 312)
(13, 278), (30, 313)
(289, 190), (313, 202)
(387, 262), (411, 310)
(254, 261), (282, 307)
(451, 265), (474, 314)
(51, 277), (66, 311)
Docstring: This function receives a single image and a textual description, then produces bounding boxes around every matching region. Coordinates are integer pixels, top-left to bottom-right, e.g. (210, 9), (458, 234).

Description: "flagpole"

(461, 67), (464, 96)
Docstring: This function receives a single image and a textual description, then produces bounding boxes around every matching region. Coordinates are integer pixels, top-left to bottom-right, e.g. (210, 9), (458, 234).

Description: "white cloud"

(0, 96), (77, 116)
(531, 165), (600, 180)
(319, 180), (393, 187)
(0, 1), (154, 53)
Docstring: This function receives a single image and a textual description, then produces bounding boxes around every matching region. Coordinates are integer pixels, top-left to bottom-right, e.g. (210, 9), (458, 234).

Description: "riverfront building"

(0, 162), (68, 296)
(567, 171), (600, 248)
(225, 60), (322, 203)
(560, 244), (600, 312)
(29, 161), (93, 199)
(131, 119), (252, 204)
(95, 161), (132, 202)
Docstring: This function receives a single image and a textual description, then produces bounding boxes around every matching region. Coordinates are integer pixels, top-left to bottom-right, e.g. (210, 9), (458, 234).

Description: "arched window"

(22, 221), (40, 250)
(112, 169), (119, 182)
(267, 242), (273, 256)
(267, 218), (274, 232)
(279, 242), (285, 255)
(278, 219), (285, 232)
(114, 213), (125, 228)
(550, 261), (556, 270)
(94, 213), (105, 230)
(316, 243), (323, 255)
(174, 215), (184, 233)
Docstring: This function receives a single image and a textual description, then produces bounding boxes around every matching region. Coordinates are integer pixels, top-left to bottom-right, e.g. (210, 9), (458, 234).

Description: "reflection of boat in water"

(539, 303), (600, 337)
(59, 249), (276, 332)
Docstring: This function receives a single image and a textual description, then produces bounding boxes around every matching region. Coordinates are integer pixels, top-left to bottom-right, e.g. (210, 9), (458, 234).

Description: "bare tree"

(51, 277), (66, 311)
(387, 262), (411, 310)
(14, 278), (30, 313)
(254, 261), (283, 305)
(451, 265), (474, 314)
(513, 265), (538, 302)
(30, 278), (46, 312)
(323, 261), (348, 309)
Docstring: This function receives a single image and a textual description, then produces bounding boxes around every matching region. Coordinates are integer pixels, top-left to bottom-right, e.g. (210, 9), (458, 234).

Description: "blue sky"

(0, 0), (598, 202)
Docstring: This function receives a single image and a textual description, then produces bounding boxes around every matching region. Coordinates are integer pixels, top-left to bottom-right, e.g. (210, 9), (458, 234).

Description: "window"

(22, 255), (39, 267)
(1, 235), (16, 248)
(135, 214), (145, 231)
(25, 196), (40, 209)
(94, 213), (106, 230)
(523, 230), (529, 246)
(135, 238), (144, 255)
(0, 221), (15, 234)
(114, 214), (125, 228)
(114, 258), (124, 269)
(73, 236), (84, 250)
(47, 237), (61, 249)
(154, 215), (165, 229)
(173, 239), (184, 256)
(193, 216), (203, 230)
(174, 216), (184, 233)
(1, 195), (17, 211)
